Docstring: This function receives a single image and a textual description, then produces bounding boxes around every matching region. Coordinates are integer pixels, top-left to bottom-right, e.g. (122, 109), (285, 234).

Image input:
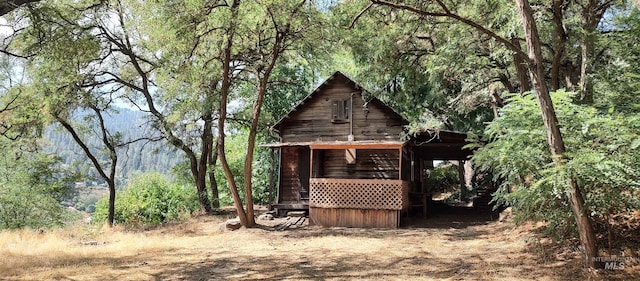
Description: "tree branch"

(368, 0), (530, 62)
(0, 0), (40, 16)
(345, 3), (374, 29)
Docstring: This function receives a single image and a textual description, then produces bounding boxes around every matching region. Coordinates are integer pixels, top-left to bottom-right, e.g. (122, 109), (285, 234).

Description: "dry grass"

(1, 210), (638, 281)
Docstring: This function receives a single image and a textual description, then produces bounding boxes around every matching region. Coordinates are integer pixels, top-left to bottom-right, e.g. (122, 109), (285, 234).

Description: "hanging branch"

(367, 0), (530, 61)
(345, 3), (374, 29)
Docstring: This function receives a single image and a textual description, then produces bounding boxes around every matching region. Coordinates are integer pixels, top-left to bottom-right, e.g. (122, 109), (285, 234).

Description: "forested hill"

(44, 107), (182, 180)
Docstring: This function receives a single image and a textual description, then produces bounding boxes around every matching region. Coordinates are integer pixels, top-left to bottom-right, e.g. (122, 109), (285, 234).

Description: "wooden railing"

(309, 178), (409, 210)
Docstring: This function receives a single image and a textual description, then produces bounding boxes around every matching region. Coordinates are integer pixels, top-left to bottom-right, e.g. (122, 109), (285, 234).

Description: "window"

(331, 99), (349, 123)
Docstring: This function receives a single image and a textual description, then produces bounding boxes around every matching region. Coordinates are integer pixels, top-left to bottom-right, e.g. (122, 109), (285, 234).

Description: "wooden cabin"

(265, 71), (472, 228)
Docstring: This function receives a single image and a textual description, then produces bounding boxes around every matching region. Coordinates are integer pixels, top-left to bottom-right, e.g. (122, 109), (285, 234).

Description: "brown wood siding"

(279, 147), (302, 203)
(318, 149), (399, 179)
(309, 207), (400, 228)
(280, 75), (405, 143)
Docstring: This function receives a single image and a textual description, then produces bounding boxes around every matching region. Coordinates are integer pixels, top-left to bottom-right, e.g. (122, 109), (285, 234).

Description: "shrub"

(0, 145), (75, 230)
(473, 91), (640, 239)
(93, 173), (198, 226)
(426, 163), (460, 193)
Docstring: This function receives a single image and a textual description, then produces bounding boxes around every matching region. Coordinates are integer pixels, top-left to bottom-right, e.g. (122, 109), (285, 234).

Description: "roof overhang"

(411, 129), (474, 160)
(261, 141), (407, 150)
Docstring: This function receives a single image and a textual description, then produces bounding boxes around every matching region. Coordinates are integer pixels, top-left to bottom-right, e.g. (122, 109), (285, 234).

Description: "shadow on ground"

(403, 202), (501, 229)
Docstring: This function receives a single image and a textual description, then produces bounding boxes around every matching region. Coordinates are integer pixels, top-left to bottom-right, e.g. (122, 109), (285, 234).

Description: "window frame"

(331, 99), (350, 123)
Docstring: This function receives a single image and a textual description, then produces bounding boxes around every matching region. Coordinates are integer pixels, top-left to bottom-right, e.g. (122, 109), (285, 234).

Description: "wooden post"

(309, 148), (315, 206)
(309, 148), (314, 178)
(275, 147), (282, 206)
(268, 147), (275, 209)
(410, 150), (415, 182)
(419, 159), (424, 193)
(398, 146), (403, 180)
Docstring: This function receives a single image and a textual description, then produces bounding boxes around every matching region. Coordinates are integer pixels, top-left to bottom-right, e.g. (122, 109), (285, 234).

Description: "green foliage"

(93, 173), (198, 226)
(214, 130), (254, 205)
(425, 163), (460, 193)
(261, 64), (316, 127)
(0, 140), (76, 229)
(170, 130), (274, 207)
(595, 7), (640, 113)
(330, 0), (499, 133)
(474, 90), (640, 238)
(74, 194), (101, 213)
(0, 57), (46, 144)
(251, 134), (275, 205)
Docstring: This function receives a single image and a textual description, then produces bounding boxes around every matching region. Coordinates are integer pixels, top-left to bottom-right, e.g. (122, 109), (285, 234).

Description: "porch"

(309, 178), (410, 228)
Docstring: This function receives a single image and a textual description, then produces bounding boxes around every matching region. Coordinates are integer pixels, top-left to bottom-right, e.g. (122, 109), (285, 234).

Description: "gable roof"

(272, 71), (408, 132)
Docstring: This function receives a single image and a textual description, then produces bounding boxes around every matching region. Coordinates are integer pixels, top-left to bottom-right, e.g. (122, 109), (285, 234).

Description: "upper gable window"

(331, 99), (350, 123)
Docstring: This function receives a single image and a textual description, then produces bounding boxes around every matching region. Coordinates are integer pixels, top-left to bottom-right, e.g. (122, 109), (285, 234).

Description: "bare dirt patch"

(1, 207), (638, 281)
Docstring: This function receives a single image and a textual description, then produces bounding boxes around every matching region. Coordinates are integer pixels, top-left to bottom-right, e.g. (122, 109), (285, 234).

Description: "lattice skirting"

(309, 178), (409, 210)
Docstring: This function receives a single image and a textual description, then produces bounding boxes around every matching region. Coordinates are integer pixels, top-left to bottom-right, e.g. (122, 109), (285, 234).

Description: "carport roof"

(411, 130), (474, 160)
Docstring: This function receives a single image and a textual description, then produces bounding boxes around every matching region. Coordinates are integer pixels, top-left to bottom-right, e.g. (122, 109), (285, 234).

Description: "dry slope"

(0, 209), (637, 280)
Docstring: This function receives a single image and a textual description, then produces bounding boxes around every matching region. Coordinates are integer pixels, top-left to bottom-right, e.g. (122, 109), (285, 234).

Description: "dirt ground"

(1, 206), (638, 281)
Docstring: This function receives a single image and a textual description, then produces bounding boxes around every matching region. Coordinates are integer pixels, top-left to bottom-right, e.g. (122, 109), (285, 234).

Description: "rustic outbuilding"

(264, 71), (473, 228)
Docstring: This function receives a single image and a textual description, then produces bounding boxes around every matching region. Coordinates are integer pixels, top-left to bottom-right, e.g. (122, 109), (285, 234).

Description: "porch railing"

(309, 178), (409, 210)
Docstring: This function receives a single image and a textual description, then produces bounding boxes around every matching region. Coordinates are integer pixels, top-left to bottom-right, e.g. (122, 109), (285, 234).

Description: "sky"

(0, 17), (11, 38)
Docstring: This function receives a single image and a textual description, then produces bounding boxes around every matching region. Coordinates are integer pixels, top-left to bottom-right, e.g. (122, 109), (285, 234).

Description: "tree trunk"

(579, 0), (607, 104)
(185, 141), (211, 214)
(195, 115), (214, 213)
(194, 168), (212, 214)
(108, 16), (216, 215)
(568, 179), (599, 266)
(242, 66), (280, 227)
(550, 0), (567, 91)
(243, 127), (258, 227)
(209, 137), (220, 209)
(217, 0), (249, 226)
(511, 38), (531, 94)
(242, 66), (277, 227)
(218, 130), (248, 225)
(515, 0), (598, 268)
(579, 26), (595, 103)
(241, 2), (296, 226)
(107, 180), (116, 227)
(54, 114), (119, 227)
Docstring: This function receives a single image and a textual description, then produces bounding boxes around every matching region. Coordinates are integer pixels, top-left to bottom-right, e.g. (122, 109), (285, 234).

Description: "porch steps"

(275, 216), (307, 231)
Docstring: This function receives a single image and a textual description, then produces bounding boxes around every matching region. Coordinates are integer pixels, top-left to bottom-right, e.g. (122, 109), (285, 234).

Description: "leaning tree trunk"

(515, 0), (598, 268)
(241, 36), (284, 228)
(217, 0), (249, 226)
(208, 137), (220, 209)
(511, 38), (531, 94)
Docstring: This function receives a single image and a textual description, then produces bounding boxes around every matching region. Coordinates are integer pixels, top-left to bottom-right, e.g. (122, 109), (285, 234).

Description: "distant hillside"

(44, 107), (183, 181)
